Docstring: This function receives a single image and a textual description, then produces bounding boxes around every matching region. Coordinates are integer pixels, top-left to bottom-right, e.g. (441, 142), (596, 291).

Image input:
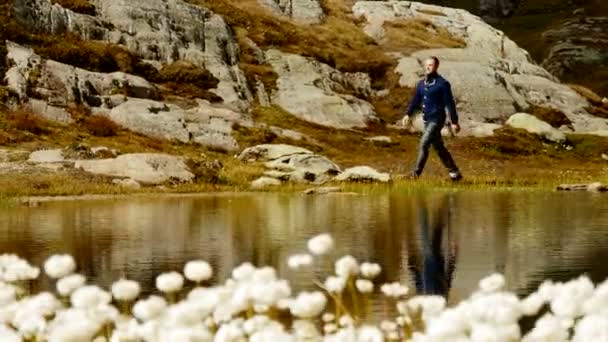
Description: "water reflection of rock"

(0, 192), (607, 298)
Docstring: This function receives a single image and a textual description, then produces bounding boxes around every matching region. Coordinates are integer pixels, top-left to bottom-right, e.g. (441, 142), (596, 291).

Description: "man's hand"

(400, 116), (411, 128)
(451, 123), (461, 134)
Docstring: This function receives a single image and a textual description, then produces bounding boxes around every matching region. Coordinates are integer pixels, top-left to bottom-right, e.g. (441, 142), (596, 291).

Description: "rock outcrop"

(75, 153), (194, 185)
(238, 144), (313, 162)
(100, 98), (245, 151)
(541, 17), (608, 88)
(5, 42), (159, 109)
(354, 1), (608, 135)
(265, 50), (380, 129)
(506, 113), (566, 143)
(258, 0), (325, 24)
(13, 0), (252, 110)
(239, 144), (340, 184)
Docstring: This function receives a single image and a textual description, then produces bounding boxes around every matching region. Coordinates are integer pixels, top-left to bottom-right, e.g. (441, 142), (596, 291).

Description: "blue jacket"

(406, 75), (459, 125)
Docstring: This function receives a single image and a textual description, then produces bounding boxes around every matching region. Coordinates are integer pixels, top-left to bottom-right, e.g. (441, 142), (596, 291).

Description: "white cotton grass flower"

(522, 313), (570, 342)
(56, 273), (86, 297)
(322, 313), (336, 323)
(13, 313), (46, 339)
(381, 282), (409, 298)
(156, 271), (184, 293)
(360, 262), (381, 279)
(0, 324), (20, 342)
(44, 254), (76, 279)
(0, 255), (40, 282)
(355, 279), (374, 294)
(111, 278), (141, 302)
(521, 292), (546, 316)
(573, 314), (608, 342)
(133, 295), (167, 322)
(71, 285), (111, 309)
(215, 321), (246, 342)
(293, 320), (320, 340)
(289, 291), (326, 318)
(184, 260), (213, 283)
(0, 283), (16, 306)
(471, 322), (520, 342)
(243, 315), (271, 335)
(339, 315), (355, 327)
(467, 292), (522, 326)
(249, 326), (294, 342)
(287, 254), (313, 270)
(550, 275), (594, 318)
(583, 279), (608, 315)
(324, 323), (338, 334)
(324, 276), (347, 294)
(335, 255), (359, 278)
(357, 325), (384, 342)
(232, 263), (256, 281)
(405, 295), (447, 322)
(47, 318), (99, 342)
(479, 273), (506, 293)
(19, 292), (61, 318)
(307, 233), (334, 256)
(380, 320), (398, 332)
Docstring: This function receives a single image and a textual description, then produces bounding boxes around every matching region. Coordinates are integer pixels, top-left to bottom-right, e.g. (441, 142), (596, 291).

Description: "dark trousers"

(414, 121), (459, 176)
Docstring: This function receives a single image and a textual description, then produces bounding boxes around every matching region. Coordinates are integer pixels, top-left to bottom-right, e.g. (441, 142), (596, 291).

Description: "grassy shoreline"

(2, 175), (603, 209)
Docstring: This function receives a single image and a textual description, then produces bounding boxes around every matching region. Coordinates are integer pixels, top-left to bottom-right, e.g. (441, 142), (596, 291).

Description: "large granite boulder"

(5, 42), (158, 108)
(238, 144), (313, 162)
(506, 113), (567, 143)
(265, 49), (380, 129)
(239, 144), (340, 183)
(75, 153), (194, 185)
(13, 0), (252, 110)
(99, 98), (246, 151)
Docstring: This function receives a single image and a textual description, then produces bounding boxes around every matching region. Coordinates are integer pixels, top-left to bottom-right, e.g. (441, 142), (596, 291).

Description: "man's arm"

(405, 83), (422, 117)
(443, 81), (458, 125)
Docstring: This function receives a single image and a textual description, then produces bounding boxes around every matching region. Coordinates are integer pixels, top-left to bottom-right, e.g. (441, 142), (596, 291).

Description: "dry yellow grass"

(382, 19), (466, 54)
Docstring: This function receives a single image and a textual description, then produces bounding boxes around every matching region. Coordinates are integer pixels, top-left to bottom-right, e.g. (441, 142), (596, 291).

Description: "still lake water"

(1, 191), (608, 304)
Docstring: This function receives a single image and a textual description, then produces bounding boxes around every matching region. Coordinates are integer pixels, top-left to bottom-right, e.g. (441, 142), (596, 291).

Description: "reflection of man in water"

(407, 195), (457, 297)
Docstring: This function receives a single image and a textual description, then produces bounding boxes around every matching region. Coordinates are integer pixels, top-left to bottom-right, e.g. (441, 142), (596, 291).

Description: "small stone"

(251, 177), (281, 189)
(112, 178), (141, 189)
(572, 8), (585, 15)
(601, 153), (608, 161)
(28, 149), (65, 164)
(335, 166), (391, 183)
(303, 187), (341, 195)
(364, 136), (393, 146)
(587, 182), (607, 192)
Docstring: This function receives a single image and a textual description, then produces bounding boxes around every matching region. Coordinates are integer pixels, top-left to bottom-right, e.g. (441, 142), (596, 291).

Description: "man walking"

(402, 56), (462, 181)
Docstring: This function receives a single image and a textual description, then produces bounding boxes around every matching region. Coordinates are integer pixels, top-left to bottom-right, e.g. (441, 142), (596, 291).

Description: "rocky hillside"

(419, 0), (608, 96)
(1, 0), (608, 194)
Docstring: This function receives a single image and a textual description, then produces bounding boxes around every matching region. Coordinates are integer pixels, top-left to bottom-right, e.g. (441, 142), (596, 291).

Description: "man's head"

(424, 56), (440, 76)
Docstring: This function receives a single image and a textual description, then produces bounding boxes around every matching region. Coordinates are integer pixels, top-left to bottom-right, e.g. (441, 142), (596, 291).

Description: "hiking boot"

(449, 172), (463, 182)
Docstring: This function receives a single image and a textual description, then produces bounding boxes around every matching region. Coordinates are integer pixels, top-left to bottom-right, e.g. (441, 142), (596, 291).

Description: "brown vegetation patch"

(191, 0), (392, 79)
(6, 109), (50, 135)
(459, 127), (549, 158)
(527, 105), (572, 128)
(81, 115), (120, 137)
(382, 19), (466, 54)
